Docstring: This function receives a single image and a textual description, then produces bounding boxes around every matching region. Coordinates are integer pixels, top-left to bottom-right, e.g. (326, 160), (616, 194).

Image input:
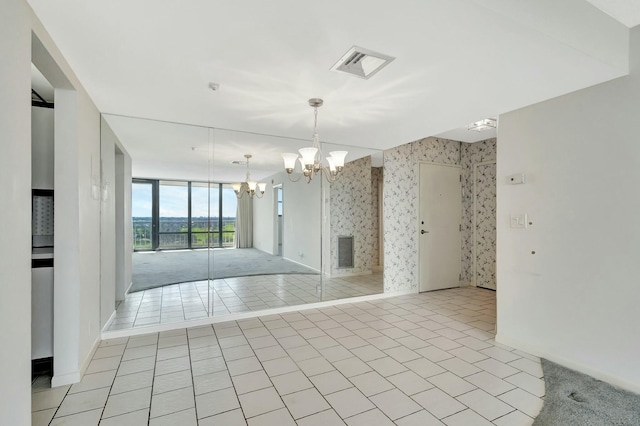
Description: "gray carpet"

(131, 248), (317, 292)
(534, 358), (640, 425)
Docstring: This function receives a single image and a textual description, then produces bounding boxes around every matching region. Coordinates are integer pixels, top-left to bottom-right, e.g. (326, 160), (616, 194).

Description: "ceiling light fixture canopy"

(232, 154), (267, 199)
(468, 118), (497, 132)
(282, 99), (348, 184)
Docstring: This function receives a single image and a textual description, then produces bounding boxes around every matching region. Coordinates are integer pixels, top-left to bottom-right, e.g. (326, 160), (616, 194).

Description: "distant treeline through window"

(132, 179), (237, 250)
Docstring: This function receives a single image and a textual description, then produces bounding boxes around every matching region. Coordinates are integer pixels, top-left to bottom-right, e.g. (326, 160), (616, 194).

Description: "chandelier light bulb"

(298, 147), (318, 167)
(329, 151), (348, 169)
(281, 98), (348, 183)
(282, 153), (298, 171)
(233, 154), (267, 199)
(326, 156), (336, 172)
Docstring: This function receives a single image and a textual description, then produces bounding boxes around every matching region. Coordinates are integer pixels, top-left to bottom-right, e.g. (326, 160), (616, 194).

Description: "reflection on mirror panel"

(210, 128), (324, 316)
(319, 141), (384, 302)
(101, 114), (383, 332)
(104, 115), (213, 331)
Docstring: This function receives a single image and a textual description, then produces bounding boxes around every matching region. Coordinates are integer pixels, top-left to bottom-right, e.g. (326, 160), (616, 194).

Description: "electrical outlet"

(507, 173), (526, 185)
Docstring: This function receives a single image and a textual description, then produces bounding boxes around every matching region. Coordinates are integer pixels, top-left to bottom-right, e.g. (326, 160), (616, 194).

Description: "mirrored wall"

(101, 114), (383, 332)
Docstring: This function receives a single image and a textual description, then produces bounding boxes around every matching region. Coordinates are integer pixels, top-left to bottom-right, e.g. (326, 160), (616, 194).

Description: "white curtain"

(235, 194), (253, 248)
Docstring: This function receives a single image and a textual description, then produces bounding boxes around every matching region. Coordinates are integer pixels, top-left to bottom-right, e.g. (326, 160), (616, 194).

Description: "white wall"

(32, 106), (54, 189)
(100, 116), (132, 319)
(0, 1), (32, 424)
(253, 171), (321, 271)
(496, 26), (640, 392)
(253, 180), (276, 255)
(100, 117), (116, 327)
(31, 12), (104, 386)
(114, 145), (133, 300)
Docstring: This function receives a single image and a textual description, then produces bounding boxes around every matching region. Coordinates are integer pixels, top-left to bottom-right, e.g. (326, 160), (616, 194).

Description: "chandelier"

(281, 98), (348, 183)
(232, 154), (266, 199)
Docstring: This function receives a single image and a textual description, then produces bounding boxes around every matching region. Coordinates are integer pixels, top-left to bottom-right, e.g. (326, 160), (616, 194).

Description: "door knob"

(421, 230), (428, 234)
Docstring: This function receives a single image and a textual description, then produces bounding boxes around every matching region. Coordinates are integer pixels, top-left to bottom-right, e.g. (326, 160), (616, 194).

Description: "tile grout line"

(44, 380), (73, 425)
(39, 288), (543, 425)
(185, 326), (199, 423)
(96, 335), (131, 423)
(144, 333), (159, 425)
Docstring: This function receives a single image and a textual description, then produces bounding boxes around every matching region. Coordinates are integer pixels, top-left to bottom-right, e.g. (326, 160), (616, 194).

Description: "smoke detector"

(330, 46), (395, 79)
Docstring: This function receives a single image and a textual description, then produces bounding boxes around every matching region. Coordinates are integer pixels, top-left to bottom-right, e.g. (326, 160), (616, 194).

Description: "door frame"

(473, 161), (496, 289)
(272, 184), (283, 256)
(417, 161), (462, 292)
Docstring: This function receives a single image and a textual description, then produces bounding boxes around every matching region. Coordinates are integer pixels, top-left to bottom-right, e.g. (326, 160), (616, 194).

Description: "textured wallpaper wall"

(461, 138), (497, 285)
(371, 167), (383, 268)
(383, 137), (461, 292)
(329, 156), (372, 276)
(383, 136), (496, 292)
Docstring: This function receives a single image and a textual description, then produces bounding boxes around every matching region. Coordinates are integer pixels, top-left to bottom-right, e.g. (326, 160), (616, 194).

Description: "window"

(158, 181), (188, 249)
(220, 185), (237, 248)
(132, 179), (237, 250)
(132, 181), (153, 250)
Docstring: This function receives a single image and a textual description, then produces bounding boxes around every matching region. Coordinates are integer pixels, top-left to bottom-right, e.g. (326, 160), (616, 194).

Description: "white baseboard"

(102, 310), (117, 332)
(102, 290), (413, 340)
(329, 270), (373, 278)
(51, 371), (81, 387)
(124, 281), (133, 296)
(79, 335), (101, 378)
(283, 257), (320, 274)
(495, 333), (640, 395)
(51, 334), (101, 387)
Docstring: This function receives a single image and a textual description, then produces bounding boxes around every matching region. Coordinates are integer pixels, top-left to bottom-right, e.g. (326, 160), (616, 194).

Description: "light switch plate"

(510, 213), (527, 228)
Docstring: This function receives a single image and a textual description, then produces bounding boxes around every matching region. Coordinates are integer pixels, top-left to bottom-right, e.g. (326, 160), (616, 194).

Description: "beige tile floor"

(107, 273), (384, 331)
(33, 287), (544, 425)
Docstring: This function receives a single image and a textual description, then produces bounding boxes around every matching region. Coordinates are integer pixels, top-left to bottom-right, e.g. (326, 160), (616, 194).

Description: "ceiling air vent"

(331, 46), (395, 80)
(231, 160), (246, 165)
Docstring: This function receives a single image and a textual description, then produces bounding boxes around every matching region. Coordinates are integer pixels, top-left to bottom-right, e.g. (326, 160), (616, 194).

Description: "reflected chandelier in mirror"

(232, 154), (267, 199)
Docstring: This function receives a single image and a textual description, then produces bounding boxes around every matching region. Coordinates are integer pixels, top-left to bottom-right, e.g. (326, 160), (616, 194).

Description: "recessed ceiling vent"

(231, 160), (247, 165)
(331, 46), (395, 80)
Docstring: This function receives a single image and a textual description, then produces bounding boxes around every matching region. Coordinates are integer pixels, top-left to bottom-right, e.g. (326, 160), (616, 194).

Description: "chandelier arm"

(287, 173), (303, 183)
(319, 166), (340, 183)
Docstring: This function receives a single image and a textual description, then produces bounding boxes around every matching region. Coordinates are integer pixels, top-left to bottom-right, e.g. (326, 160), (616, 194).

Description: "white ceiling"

(583, 0), (640, 27)
(103, 114), (382, 182)
(27, 0), (636, 177)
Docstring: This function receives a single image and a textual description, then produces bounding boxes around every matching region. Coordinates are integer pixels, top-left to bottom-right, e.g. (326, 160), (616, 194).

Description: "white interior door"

(474, 162), (497, 290)
(419, 163), (462, 292)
